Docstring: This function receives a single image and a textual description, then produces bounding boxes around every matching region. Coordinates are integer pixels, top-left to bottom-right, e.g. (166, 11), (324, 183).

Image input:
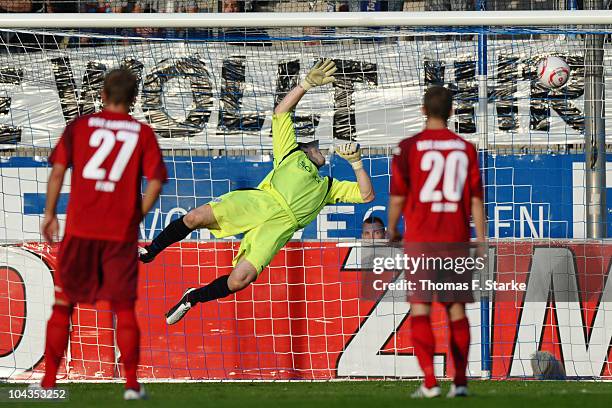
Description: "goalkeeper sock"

(449, 317), (470, 387)
(41, 304), (72, 388)
(188, 275), (232, 304)
(411, 315), (438, 389)
(149, 216), (193, 254)
(113, 301), (141, 391)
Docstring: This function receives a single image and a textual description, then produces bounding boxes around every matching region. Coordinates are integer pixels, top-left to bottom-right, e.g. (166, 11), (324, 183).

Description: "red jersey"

(390, 128), (483, 243)
(49, 110), (167, 242)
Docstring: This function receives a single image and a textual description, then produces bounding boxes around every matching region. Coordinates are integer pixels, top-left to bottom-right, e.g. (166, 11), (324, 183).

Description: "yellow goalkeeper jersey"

(257, 112), (364, 229)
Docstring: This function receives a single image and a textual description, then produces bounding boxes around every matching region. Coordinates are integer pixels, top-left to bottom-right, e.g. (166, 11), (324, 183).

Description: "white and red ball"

(537, 56), (570, 88)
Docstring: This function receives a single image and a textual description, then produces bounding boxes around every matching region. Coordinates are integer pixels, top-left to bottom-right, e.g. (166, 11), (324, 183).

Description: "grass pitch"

(2, 381), (612, 408)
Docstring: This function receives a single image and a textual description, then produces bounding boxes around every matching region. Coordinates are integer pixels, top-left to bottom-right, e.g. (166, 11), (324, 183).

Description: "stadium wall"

(1, 155), (611, 242)
(1, 241), (611, 380)
(1, 156), (612, 380)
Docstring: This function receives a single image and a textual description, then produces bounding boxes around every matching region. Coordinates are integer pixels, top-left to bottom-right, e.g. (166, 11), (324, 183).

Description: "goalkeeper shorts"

(208, 189), (296, 274)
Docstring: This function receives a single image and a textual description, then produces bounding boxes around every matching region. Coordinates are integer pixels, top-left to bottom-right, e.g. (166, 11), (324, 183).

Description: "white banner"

(0, 37), (605, 149)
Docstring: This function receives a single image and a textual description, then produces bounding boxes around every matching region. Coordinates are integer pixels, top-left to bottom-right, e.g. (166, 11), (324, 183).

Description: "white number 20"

(82, 129), (138, 182)
(419, 150), (468, 203)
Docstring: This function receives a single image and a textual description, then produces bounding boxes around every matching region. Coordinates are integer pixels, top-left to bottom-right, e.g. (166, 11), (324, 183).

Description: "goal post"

(0, 11), (610, 382)
(584, 0), (608, 239)
(2, 10), (612, 28)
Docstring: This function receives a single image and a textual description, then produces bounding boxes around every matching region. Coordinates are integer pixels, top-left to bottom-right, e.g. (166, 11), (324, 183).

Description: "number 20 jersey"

(49, 111), (167, 242)
(390, 128), (483, 243)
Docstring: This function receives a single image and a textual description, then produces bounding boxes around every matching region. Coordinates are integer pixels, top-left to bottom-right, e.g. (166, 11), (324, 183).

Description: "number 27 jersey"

(49, 110), (167, 242)
(390, 129), (483, 243)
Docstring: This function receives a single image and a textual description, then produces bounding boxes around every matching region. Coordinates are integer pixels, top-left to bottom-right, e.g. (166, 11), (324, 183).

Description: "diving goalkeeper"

(139, 59), (375, 325)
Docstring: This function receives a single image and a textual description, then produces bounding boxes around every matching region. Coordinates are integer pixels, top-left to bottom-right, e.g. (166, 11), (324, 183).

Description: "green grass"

(2, 381), (612, 408)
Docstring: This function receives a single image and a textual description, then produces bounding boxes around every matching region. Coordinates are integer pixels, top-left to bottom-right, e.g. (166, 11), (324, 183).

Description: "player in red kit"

(39, 69), (167, 400)
(388, 86), (486, 398)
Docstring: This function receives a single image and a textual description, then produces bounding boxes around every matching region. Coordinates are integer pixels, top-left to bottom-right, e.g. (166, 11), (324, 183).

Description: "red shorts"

(55, 235), (138, 304)
(405, 242), (474, 304)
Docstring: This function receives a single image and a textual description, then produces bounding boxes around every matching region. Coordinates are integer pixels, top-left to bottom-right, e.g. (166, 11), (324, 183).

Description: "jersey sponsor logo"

(298, 157), (325, 184)
(298, 158), (313, 173)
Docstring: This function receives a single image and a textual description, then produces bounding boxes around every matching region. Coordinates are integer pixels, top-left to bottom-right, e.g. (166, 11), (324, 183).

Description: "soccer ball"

(537, 56), (570, 88)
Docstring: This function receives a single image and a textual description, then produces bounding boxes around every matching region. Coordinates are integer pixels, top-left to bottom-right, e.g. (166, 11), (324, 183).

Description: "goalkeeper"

(139, 59), (375, 325)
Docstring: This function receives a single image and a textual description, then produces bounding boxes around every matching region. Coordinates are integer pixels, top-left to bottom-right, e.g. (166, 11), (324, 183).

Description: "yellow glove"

(335, 142), (363, 170)
(300, 59), (337, 91)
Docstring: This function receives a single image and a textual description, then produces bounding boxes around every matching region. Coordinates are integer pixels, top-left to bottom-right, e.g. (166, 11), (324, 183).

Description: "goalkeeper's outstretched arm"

(274, 85), (306, 115)
(336, 142), (375, 203)
(274, 59), (336, 114)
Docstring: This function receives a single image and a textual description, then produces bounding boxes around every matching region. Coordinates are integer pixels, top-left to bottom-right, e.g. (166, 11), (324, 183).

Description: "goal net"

(0, 13), (610, 381)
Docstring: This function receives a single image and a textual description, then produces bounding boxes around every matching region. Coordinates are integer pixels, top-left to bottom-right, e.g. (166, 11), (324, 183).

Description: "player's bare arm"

(335, 142), (375, 203)
(141, 179), (164, 217)
(471, 196), (487, 262)
(471, 196), (486, 243)
(355, 166), (375, 203)
(41, 164), (67, 244)
(274, 84), (306, 115)
(387, 195), (405, 242)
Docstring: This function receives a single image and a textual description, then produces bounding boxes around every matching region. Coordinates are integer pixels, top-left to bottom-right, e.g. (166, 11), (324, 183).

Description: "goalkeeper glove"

(300, 59), (337, 91)
(335, 142), (363, 170)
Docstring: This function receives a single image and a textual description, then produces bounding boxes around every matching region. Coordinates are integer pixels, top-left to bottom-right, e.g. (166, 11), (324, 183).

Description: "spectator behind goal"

(219, 0), (270, 45)
(425, 0), (475, 11)
(361, 216), (386, 240)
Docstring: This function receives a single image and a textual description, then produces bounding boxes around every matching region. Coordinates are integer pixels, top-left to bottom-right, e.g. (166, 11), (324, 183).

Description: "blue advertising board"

(2, 154), (610, 240)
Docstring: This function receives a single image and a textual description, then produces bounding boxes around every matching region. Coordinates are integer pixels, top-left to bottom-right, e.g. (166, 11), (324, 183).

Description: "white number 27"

(82, 129), (138, 182)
